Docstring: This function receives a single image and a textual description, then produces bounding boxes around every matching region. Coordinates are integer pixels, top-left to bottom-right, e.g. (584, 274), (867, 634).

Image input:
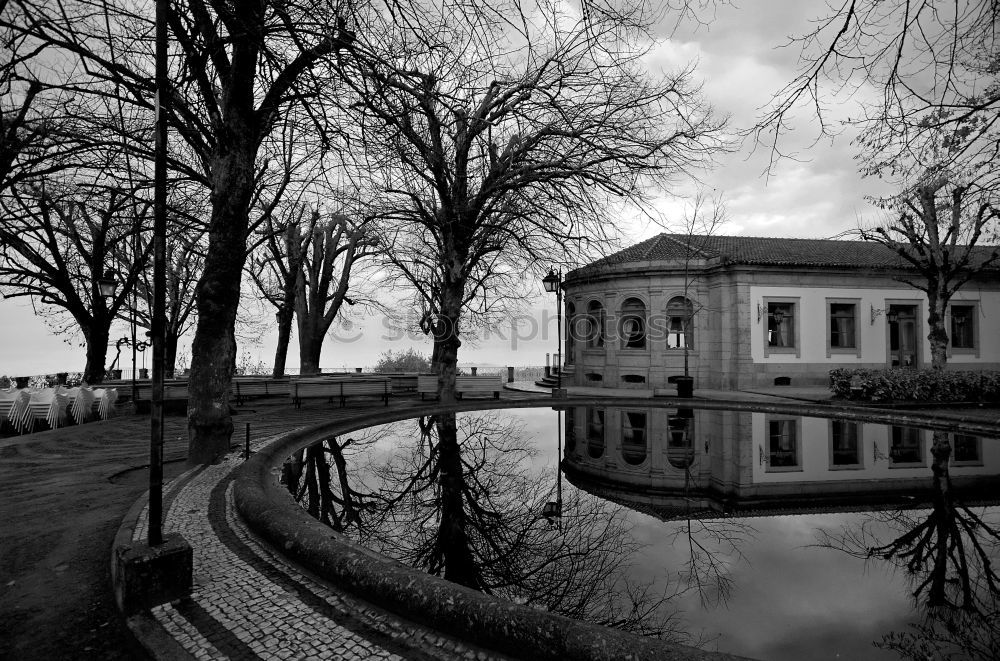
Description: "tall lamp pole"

(149, 0), (168, 547)
(111, 0), (190, 618)
(542, 269), (562, 395)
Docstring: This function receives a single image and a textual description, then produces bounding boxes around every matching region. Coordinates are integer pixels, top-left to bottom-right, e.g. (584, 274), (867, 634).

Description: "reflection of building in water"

(563, 406), (1000, 517)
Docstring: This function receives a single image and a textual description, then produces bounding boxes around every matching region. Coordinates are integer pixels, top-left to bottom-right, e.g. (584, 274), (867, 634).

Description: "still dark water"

(284, 404), (1000, 660)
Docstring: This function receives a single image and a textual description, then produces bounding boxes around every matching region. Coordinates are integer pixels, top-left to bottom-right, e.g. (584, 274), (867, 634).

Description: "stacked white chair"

(66, 386), (95, 425)
(1, 388), (32, 433)
(93, 387), (118, 420)
(27, 387), (69, 431)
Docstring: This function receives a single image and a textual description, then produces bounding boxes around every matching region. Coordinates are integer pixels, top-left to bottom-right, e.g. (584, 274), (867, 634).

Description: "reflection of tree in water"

(663, 412), (755, 609)
(814, 431), (1000, 658)
(281, 428), (386, 533)
(287, 411), (691, 640)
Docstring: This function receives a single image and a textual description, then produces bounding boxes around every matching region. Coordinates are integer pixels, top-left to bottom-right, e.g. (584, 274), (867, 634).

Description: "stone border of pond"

(231, 395), (1000, 661)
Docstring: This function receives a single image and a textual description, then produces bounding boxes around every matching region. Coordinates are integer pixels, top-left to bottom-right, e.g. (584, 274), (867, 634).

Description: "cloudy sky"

(1, 0), (893, 377)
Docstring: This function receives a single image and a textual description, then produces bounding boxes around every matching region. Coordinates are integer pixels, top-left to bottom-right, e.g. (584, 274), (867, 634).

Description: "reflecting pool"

(280, 405), (1000, 660)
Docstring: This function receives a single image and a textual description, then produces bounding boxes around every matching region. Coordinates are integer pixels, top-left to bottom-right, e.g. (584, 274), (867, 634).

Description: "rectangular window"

(768, 302), (795, 348)
(831, 420), (862, 467)
(829, 303), (857, 348)
(952, 434), (981, 465)
(890, 427), (924, 466)
(950, 305), (976, 349)
(767, 419), (800, 470)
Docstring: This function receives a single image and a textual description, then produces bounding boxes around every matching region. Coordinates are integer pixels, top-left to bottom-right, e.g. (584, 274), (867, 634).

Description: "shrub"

(372, 349), (432, 373)
(830, 367), (1000, 403)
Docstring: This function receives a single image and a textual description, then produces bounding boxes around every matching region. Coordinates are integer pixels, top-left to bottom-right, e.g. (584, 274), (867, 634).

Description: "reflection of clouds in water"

(680, 514), (914, 660)
(339, 409), (995, 660)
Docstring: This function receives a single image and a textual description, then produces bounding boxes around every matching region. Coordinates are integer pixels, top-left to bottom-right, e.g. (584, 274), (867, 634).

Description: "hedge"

(829, 368), (1000, 403)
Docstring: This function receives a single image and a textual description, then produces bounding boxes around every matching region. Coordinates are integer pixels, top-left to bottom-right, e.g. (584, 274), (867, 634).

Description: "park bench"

(290, 377), (391, 408)
(417, 374), (438, 400)
(456, 375), (502, 399)
(132, 382), (189, 414)
(385, 373), (419, 393)
(233, 379), (291, 405)
(418, 374), (502, 400)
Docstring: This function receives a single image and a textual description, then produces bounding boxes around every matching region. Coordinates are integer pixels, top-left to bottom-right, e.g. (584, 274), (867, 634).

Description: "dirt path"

(0, 414), (192, 660)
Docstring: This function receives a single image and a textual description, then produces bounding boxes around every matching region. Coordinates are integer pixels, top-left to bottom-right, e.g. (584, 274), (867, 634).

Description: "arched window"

(586, 407), (605, 459)
(586, 300), (605, 348)
(620, 298), (646, 349)
(621, 411), (647, 465)
(666, 296), (695, 349)
(565, 302), (576, 363)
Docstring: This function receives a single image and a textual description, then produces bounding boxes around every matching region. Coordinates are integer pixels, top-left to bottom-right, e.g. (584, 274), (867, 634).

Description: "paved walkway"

(132, 419), (516, 661)
(3, 386), (998, 660)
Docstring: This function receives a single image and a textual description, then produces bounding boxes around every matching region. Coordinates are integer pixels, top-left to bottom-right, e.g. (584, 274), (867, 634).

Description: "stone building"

(561, 234), (1000, 391)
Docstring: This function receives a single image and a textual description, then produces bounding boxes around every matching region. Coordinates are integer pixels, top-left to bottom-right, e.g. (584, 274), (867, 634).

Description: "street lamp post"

(111, 0), (191, 617)
(542, 269), (562, 396)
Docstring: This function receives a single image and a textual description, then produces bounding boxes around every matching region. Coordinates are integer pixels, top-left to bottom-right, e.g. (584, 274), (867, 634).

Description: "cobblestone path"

(132, 423), (515, 661)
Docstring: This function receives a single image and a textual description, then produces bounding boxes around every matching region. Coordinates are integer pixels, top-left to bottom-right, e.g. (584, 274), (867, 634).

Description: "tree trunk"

(298, 327), (323, 375)
(282, 449), (304, 496)
(82, 322), (109, 384)
(926, 282), (949, 370)
(164, 330), (178, 380)
(434, 279), (464, 402)
(272, 298), (294, 378)
(927, 431), (952, 607)
(187, 145), (253, 463)
(435, 413), (482, 590)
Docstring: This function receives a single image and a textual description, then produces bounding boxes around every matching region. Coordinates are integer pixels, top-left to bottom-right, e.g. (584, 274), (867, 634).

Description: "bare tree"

(0, 0), (92, 194)
(0, 173), (151, 382)
(130, 226), (205, 378)
(4, 0), (357, 461)
(343, 1), (725, 401)
(758, 0), (1000, 188)
(659, 192), (728, 380)
(860, 123), (1000, 368)
(250, 206), (377, 376)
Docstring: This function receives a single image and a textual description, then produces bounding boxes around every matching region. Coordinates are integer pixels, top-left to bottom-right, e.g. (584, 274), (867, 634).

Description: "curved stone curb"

(232, 398), (788, 661)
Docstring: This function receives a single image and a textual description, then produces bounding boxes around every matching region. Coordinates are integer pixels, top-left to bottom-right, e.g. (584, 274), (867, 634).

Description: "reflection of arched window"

(666, 296), (694, 349)
(621, 411), (647, 465)
(587, 300), (605, 348)
(586, 408), (605, 458)
(620, 298), (646, 349)
(566, 302), (576, 363)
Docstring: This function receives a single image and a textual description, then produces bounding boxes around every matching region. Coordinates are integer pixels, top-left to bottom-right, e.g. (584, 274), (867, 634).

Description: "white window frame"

(826, 298), (861, 358)
(763, 297), (801, 358)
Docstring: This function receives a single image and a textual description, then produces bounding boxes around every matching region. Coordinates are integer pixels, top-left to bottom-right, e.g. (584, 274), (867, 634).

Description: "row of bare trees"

(2, 0), (726, 461)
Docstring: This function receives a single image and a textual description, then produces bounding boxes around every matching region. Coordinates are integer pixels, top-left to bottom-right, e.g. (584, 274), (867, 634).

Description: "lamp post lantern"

(542, 269), (562, 396)
(98, 270), (117, 299)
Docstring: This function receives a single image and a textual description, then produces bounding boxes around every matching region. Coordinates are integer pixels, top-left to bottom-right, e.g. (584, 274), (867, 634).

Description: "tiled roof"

(571, 233), (1000, 275)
